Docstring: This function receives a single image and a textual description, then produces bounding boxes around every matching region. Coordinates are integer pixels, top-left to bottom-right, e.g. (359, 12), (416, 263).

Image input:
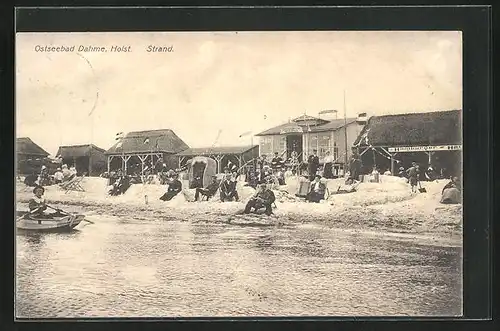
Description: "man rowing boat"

(27, 185), (64, 218)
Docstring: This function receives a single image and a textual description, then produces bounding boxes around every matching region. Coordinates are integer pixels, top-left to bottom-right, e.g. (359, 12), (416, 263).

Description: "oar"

(46, 205), (95, 224)
(16, 205), (44, 222)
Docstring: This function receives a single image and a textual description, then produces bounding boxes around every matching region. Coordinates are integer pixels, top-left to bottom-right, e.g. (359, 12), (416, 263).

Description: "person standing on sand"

(348, 152), (362, 182)
(307, 149), (320, 181)
(406, 162), (419, 193)
(322, 151), (334, 179)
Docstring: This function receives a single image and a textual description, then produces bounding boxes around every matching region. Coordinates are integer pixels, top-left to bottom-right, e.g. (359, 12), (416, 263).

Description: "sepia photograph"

(15, 31), (463, 318)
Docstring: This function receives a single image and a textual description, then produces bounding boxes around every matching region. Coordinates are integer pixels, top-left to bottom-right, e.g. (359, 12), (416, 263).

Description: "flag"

(115, 132), (124, 140)
(143, 138), (150, 144)
(239, 131), (252, 138)
(319, 109), (336, 115)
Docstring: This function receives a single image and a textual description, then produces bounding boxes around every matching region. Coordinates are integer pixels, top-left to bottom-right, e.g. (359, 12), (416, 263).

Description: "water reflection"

(16, 215), (462, 318)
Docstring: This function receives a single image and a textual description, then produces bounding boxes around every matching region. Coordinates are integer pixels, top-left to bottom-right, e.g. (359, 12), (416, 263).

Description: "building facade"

(16, 137), (50, 175)
(105, 129), (189, 175)
(352, 109), (462, 177)
(255, 114), (365, 167)
(56, 144), (107, 176)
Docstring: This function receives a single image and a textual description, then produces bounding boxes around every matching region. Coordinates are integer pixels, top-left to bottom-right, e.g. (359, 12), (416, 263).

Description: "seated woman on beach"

(160, 174), (182, 201)
(53, 168), (64, 184)
(440, 176), (461, 204)
(61, 164), (75, 182)
(306, 175), (327, 203)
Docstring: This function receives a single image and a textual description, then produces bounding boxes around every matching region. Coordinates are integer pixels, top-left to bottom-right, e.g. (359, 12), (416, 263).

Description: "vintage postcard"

(15, 31), (463, 318)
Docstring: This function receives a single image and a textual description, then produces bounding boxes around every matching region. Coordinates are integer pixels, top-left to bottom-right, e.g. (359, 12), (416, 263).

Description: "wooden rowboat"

(16, 211), (85, 232)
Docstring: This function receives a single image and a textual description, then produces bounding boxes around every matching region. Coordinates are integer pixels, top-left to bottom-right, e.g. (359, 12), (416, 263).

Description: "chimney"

(356, 112), (368, 124)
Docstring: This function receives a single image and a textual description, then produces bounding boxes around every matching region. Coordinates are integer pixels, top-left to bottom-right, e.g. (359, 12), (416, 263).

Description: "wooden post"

(426, 151), (433, 165)
(390, 154), (394, 175)
(372, 148), (376, 168)
(88, 151), (93, 176)
(138, 155), (147, 178)
(122, 155), (131, 174)
(107, 156), (111, 173)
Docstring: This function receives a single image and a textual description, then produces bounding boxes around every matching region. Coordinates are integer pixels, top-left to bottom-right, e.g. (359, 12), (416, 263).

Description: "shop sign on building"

(280, 126), (303, 134)
(388, 145), (462, 153)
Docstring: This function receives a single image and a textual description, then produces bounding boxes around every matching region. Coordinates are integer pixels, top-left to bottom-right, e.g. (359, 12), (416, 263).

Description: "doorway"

(286, 135), (303, 161)
(190, 161), (207, 189)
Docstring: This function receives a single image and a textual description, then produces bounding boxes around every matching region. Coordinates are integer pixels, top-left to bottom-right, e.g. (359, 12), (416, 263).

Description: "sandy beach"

(16, 175), (462, 246)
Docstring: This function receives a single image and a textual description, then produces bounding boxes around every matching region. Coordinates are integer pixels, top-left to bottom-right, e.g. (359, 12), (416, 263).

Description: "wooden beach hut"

(105, 129), (189, 175)
(16, 137), (50, 175)
(56, 144), (107, 176)
(176, 145), (260, 174)
(352, 109), (462, 177)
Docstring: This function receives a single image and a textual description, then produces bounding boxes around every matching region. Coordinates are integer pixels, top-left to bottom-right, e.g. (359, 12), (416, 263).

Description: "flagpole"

(344, 90), (348, 169)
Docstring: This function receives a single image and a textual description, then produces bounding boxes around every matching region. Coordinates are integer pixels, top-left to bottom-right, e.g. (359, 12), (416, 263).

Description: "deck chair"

(61, 176), (86, 194)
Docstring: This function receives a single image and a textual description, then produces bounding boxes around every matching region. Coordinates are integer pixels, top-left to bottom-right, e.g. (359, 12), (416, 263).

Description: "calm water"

(16, 213), (462, 318)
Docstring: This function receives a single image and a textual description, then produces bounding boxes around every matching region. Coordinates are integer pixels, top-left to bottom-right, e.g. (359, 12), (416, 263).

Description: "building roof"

(293, 114), (328, 123)
(353, 110), (462, 147)
(106, 129), (189, 155)
(177, 145), (258, 157)
(56, 144), (106, 158)
(16, 137), (50, 156)
(255, 118), (358, 136)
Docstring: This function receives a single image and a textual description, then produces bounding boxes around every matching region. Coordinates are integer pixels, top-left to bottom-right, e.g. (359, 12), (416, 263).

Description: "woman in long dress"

(323, 151), (334, 179)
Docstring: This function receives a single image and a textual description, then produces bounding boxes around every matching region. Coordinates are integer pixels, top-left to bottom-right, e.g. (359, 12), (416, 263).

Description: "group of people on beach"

(23, 164), (77, 187)
(22, 147), (462, 220)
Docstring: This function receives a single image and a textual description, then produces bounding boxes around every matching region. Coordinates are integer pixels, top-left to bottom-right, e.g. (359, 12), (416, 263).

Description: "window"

(308, 133), (319, 154)
(259, 137), (272, 156)
(333, 142), (339, 160)
(318, 132), (331, 158)
(273, 135), (286, 155)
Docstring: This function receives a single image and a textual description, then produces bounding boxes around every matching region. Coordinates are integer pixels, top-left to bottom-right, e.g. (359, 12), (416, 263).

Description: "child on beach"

(406, 162), (419, 193)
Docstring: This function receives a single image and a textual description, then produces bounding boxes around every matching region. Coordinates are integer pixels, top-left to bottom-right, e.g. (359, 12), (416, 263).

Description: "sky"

(16, 31), (462, 157)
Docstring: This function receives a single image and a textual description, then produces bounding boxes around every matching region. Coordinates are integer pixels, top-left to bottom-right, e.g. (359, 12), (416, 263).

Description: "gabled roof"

(106, 129), (189, 155)
(255, 118), (358, 136)
(177, 145), (258, 156)
(56, 144), (106, 158)
(16, 137), (50, 156)
(353, 110), (462, 147)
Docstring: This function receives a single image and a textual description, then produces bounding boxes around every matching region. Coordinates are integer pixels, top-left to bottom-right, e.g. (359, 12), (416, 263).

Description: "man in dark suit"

(220, 172), (239, 202)
(307, 149), (320, 181)
(244, 184), (276, 216)
(160, 174), (182, 201)
(271, 152), (284, 170)
(194, 175), (219, 201)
